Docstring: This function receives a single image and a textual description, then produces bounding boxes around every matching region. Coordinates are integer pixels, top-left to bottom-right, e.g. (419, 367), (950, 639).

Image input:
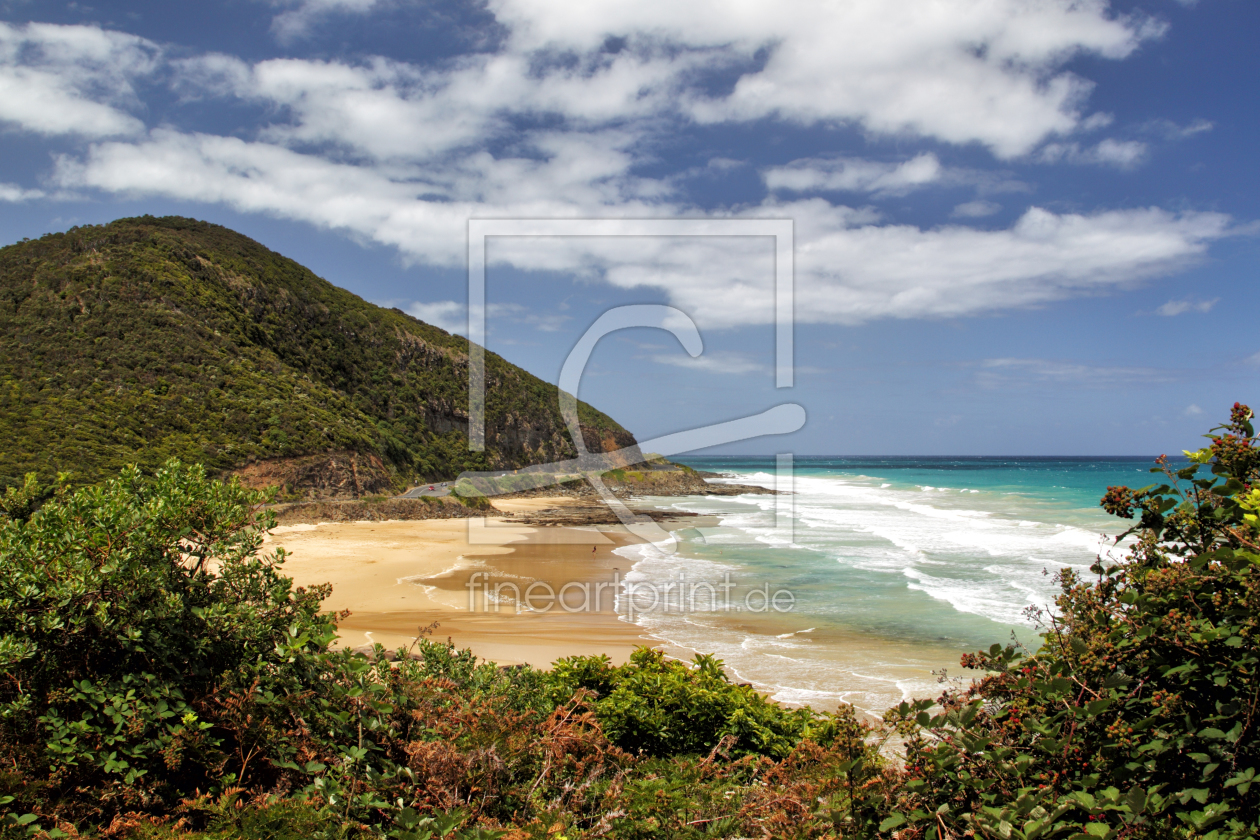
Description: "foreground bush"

(886, 403), (1260, 839)
(547, 648), (863, 760)
(0, 462), (879, 838)
(0, 464), (332, 806)
(3, 404), (1258, 838)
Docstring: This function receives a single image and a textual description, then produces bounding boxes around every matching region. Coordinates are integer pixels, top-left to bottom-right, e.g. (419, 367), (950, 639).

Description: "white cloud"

(951, 200), (1001, 218)
(10, 13), (1230, 336)
(1142, 117), (1213, 140)
(3, 3), (1169, 178)
(57, 129), (1235, 328)
(651, 352), (765, 375)
(1183, 404), (1203, 416)
(173, 48), (702, 164)
(9, 18), (700, 168)
(22, 4), (1166, 215)
(270, 0), (384, 42)
(0, 22), (157, 137)
(764, 153), (943, 196)
(174, 0), (1165, 161)
(491, 0), (1164, 157)
(1246, 352), (1260, 368)
(1079, 112), (1115, 131)
(404, 300), (465, 333)
(976, 358), (1176, 389)
(487, 302), (570, 332)
(1155, 297), (1217, 316)
(487, 202), (1231, 327)
(0, 183), (45, 202)
(400, 299), (569, 335)
(55, 127), (673, 266)
(763, 154), (1030, 199)
(762, 203), (1230, 326)
(1038, 138), (1148, 168)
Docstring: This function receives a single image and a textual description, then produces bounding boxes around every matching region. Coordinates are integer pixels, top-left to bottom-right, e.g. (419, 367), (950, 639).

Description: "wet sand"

(267, 497), (656, 666)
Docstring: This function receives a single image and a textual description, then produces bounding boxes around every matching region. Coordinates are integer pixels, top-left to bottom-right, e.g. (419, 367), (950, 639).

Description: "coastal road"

(398, 482), (452, 499)
(397, 470), (517, 499)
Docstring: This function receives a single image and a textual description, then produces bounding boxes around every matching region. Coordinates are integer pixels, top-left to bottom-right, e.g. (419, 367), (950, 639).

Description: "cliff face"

(228, 451), (395, 500)
(582, 426), (640, 455)
(494, 468), (775, 501)
(0, 216), (636, 496)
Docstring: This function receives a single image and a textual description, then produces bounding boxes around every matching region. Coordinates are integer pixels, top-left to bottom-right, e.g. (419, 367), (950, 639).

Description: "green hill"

(0, 215), (636, 497)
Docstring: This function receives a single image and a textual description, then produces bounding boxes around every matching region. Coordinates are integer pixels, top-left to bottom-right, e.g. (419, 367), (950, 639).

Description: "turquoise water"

(615, 456), (1165, 711)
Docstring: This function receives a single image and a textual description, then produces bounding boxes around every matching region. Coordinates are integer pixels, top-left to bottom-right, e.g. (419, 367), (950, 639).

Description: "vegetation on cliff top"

(0, 216), (631, 493)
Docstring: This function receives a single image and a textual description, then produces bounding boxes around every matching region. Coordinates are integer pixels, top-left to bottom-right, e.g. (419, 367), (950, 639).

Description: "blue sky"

(0, 0), (1256, 455)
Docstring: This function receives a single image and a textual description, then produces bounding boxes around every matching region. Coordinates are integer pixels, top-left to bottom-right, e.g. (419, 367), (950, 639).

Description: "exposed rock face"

(508, 503), (700, 527)
(603, 469), (773, 498)
(230, 426), (643, 502)
(263, 469), (773, 523)
(231, 451), (394, 500)
(498, 469), (775, 501)
(269, 496), (483, 525)
(581, 426), (641, 457)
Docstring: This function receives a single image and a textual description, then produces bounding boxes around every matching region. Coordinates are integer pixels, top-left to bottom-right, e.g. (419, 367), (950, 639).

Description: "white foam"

(662, 469), (1123, 626)
(771, 686), (851, 706)
(269, 523), (321, 534)
(627, 462), (1130, 710)
(397, 556), (485, 586)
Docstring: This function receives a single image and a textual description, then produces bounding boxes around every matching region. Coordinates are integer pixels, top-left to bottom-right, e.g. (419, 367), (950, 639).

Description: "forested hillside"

(0, 216), (634, 496)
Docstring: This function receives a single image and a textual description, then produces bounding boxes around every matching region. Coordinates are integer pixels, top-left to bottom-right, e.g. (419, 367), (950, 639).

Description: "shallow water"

(615, 456), (1160, 713)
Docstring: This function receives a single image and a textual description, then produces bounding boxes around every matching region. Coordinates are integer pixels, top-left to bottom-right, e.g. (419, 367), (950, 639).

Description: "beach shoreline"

(267, 491), (977, 715)
(268, 496), (662, 668)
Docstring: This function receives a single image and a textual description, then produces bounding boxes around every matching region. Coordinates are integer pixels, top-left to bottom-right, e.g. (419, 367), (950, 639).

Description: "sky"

(0, 0), (1257, 456)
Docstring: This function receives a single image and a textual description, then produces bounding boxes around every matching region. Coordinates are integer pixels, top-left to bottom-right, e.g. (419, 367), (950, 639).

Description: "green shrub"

(884, 403), (1260, 839)
(0, 462), (530, 835)
(0, 473), (60, 523)
(446, 483), (492, 510)
(547, 648), (864, 759)
(0, 461), (332, 818)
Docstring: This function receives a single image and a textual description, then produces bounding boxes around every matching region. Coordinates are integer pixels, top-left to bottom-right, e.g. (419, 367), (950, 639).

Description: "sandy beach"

(266, 493), (988, 716)
(267, 497), (657, 667)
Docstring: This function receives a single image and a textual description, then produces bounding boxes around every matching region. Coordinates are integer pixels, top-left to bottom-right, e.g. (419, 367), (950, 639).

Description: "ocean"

(615, 456), (1164, 713)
